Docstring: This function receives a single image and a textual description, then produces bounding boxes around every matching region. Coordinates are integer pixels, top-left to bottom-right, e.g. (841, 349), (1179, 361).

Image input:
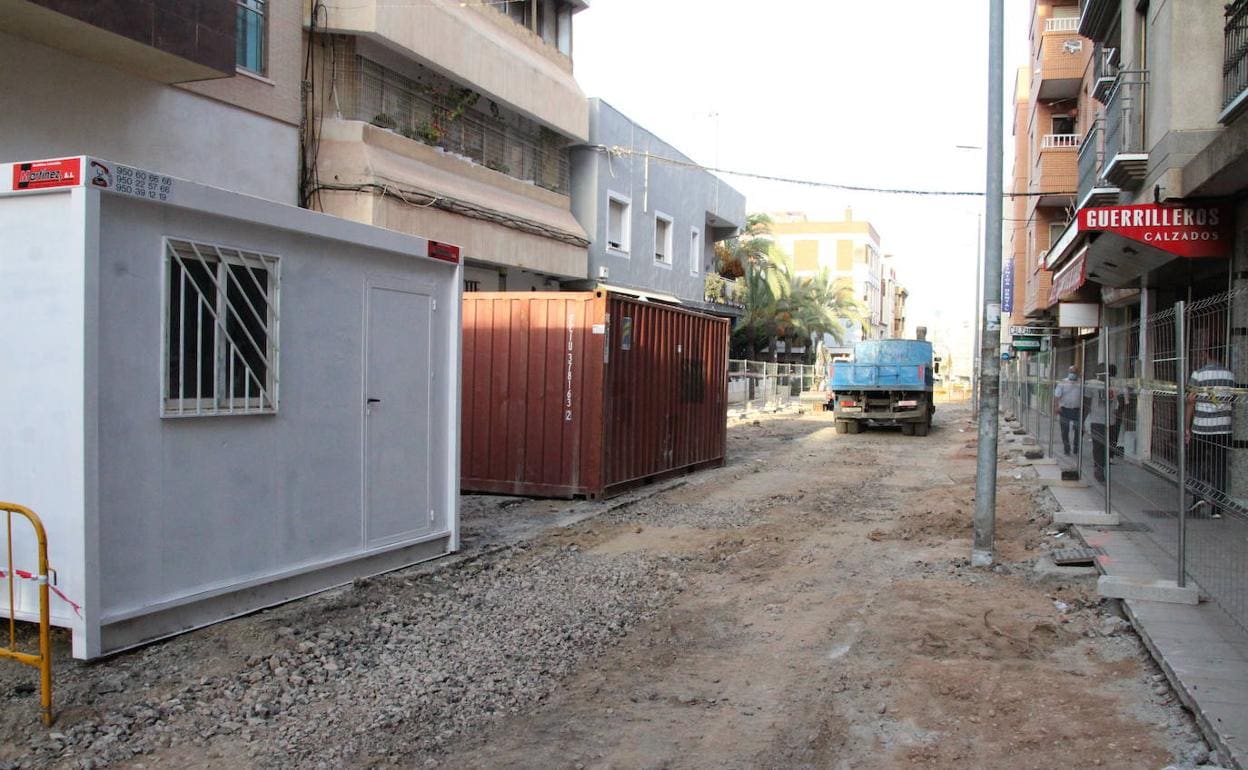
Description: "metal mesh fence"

(1003, 289), (1248, 632)
(726, 360), (817, 414)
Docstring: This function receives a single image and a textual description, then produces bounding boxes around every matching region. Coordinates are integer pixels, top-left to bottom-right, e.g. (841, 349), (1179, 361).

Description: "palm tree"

(715, 213), (774, 279)
(767, 255), (862, 362)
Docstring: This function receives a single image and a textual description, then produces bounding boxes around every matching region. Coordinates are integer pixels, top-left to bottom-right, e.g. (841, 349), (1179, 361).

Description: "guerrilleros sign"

(1077, 203), (1230, 259)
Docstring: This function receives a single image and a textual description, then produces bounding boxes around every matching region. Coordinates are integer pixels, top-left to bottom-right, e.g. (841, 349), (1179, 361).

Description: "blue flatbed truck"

(828, 338), (937, 436)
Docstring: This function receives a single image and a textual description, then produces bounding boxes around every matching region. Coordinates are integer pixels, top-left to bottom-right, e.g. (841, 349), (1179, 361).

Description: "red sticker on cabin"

(428, 241), (460, 264)
(13, 158), (81, 190)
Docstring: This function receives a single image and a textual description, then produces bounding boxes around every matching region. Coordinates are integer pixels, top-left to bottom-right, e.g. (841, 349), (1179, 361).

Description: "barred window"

(163, 239), (279, 416)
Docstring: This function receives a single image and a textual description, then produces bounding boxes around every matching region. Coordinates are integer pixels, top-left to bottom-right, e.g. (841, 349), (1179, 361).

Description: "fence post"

(1077, 339), (1087, 479)
(1175, 301), (1188, 588)
(1104, 331), (1112, 515)
(1048, 345), (1057, 457)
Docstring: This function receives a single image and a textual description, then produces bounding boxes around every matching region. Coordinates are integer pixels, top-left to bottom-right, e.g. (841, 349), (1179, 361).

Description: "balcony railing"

(1045, 16), (1080, 33)
(1223, 0), (1248, 119)
(1103, 70), (1149, 183)
(1078, 119), (1104, 201)
(1093, 43), (1119, 101)
(334, 54), (570, 195)
(1041, 133), (1081, 150)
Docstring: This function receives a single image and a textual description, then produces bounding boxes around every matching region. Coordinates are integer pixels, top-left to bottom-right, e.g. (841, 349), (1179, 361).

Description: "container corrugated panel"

(461, 291), (728, 498)
(601, 295), (728, 496)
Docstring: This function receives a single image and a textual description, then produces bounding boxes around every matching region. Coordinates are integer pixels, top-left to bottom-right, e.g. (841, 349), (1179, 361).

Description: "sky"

(572, 0), (1032, 361)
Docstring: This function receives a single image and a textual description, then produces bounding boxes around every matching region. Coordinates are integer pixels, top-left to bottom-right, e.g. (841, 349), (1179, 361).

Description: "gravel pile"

(3, 543), (683, 769)
(615, 491), (808, 531)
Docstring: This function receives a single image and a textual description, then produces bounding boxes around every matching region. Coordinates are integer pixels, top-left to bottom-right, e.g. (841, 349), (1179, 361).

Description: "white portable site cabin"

(0, 157), (461, 659)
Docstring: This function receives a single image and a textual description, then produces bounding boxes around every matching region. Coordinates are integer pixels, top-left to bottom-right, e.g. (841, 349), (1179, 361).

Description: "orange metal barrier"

(0, 502), (53, 725)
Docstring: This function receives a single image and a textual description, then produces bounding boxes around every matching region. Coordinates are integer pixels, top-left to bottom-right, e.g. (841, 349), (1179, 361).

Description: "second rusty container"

(461, 291), (729, 498)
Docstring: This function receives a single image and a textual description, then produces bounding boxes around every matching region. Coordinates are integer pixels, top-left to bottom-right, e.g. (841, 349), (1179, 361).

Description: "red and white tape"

(0, 568), (82, 617)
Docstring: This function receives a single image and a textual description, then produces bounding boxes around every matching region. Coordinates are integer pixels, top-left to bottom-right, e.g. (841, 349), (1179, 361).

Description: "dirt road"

(440, 405), (1206, 769)
(0, 404), (1212, 769)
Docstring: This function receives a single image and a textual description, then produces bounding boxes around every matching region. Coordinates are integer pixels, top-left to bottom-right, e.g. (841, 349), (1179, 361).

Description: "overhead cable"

(584, 145), (1077, 200)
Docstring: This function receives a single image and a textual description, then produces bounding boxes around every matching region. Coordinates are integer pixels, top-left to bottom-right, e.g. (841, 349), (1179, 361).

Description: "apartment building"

(1006, 1), (1092, 328)
(1047, 0), (1247, 321)
(768, 209), (892, 348)
(0, 0), (302, 203)
(305, 0), (591, 292)
(884, 260), (909, 339)
(1027, 0), (1248, 493)
(567, 99), (745, 308)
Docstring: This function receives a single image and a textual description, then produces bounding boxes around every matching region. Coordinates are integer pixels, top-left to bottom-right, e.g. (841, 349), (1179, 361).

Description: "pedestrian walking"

(1186, 351), (1234, 519)
(1053, 366), (1082, 455)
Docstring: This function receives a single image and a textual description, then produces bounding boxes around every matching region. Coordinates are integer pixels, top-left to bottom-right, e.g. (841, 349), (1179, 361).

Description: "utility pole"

(973, 0), (1005, 568)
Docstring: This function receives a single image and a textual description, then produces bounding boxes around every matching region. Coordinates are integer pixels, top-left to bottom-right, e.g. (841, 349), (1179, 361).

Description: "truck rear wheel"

(835, 420), (849, 434)
(915, 420), (930, 437)
(847, 420), (863, 434)
(901, 423), (916, 436)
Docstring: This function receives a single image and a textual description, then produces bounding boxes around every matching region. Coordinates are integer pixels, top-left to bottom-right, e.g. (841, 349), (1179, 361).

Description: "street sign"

(1009, 325), (1058, 337)
(1012, 337), (1041, 351)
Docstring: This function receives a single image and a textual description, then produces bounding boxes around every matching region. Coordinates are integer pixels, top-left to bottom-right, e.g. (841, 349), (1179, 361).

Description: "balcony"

(1222, 0), (1248, 122)
(1024, 260), (1054, 318)
(1092, 43), (1119, 102)
(1102, 71), (1149, 188)
(0, 0), (236, 83)
(333, 54), (570, 195)
(1077, 119), (1121, 207)
(1035, 15), (1089, 100)
(1030, 133), (1080, 207)
(317, 0), (588, 142)
(1078, 0), (1117, 42)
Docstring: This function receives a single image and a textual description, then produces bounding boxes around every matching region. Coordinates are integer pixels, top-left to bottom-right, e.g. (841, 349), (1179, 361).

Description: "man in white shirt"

(1087, 364), (1122, 483)
(1186, 353), (1235, 519)
(1053, 367), (1082, 455)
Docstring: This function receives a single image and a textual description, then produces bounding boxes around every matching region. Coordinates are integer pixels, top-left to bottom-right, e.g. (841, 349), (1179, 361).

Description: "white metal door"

(364, 280), (433, 547)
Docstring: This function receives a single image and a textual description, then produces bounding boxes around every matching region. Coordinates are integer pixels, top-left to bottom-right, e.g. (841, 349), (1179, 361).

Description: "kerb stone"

(1097, 576), (1200, 605)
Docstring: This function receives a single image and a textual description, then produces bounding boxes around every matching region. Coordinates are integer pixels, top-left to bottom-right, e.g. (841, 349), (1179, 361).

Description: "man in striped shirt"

(1185, 354), (1235, 519)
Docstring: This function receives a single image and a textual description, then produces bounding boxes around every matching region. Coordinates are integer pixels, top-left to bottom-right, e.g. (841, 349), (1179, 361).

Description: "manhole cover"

(1143, 509), (1177, 518)
(1050, 546), (1106, 565)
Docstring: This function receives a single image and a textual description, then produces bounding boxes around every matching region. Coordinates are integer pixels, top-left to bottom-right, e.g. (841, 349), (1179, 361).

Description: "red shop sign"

(1077, 203), (1230, 259)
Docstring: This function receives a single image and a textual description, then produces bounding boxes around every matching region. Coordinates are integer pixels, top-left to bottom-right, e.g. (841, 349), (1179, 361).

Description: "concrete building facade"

(0, 0), (303, 204)
(567, 99), (745, 307)
(306, 0), (592, 293)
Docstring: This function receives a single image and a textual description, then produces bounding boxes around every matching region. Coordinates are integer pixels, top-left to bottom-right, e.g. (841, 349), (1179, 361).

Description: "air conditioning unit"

(597, 265), (609, 280)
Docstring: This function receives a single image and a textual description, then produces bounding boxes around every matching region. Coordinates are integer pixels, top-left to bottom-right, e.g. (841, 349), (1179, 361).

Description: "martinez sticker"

(13, 158), (81, 190)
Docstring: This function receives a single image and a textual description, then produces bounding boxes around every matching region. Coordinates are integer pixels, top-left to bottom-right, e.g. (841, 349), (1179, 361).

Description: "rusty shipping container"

(461, 291), (729, 498)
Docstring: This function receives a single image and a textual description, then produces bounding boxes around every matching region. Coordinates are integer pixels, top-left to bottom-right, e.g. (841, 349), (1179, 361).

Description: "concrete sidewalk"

(1035, 462), (1248, 769)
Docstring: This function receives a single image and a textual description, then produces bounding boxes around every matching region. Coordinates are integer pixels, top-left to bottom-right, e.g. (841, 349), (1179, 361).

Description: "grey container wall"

(570, 98), (745, 303)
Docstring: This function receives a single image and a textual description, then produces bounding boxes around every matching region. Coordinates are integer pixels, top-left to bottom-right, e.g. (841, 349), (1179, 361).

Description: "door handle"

(367, 398), (381, 404)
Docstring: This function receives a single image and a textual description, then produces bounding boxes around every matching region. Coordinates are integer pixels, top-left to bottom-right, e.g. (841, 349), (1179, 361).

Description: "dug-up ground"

(0, 404), (1226, 770)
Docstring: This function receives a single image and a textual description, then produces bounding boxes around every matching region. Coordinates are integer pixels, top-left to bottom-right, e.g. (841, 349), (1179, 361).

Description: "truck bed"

(829, 362), (929, 391)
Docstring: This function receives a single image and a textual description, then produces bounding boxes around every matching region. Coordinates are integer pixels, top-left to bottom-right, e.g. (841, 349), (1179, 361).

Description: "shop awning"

(1049, 246), (1087, 305)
